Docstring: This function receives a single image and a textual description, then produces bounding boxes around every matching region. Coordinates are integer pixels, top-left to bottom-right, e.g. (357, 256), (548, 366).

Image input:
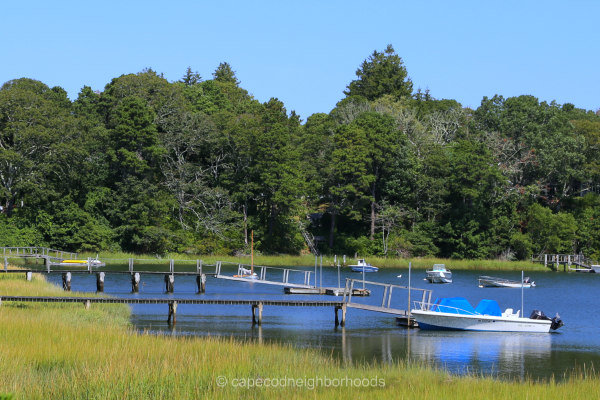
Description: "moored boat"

(478, 275), (535, 288)
(59, 258), (105, 267)
(233, 230), (259, 279)
(411, 297), (563, 333)
(233, 266), (258, 280)
(349, 259), (379, 272)
(426, 264), (452, 283)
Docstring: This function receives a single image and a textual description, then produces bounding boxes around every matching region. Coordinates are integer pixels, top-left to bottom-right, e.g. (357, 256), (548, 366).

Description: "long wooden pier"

(0, 296), (347, 326)
(532, 253), (600, 272)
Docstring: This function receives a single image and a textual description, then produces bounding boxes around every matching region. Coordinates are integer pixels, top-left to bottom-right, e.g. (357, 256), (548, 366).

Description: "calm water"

(43, 262), (600, 380)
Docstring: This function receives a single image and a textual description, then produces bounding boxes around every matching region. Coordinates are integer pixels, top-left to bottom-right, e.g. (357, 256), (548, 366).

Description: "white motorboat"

(426, 264), (452, 283)
(349, 259), (379, 272)
(591, 265), (600, 273)
(233, 266), (258, 280)
(411, 297), (563, 333)
(478, 275), (535, 288)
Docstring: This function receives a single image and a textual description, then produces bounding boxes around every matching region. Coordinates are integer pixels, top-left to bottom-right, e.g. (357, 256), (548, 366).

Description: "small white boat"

(591, 265), (600, 273)
(411, 297), (563, 333)
(349, 259), (379, 272)
(426, 264), (452, 283)
(233, 266), (258, 280)
(478, 275), (535, 288)
(59, 258), (105, 267)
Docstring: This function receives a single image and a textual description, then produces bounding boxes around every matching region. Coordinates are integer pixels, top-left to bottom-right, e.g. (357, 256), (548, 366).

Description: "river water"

(43, 262), (600, 381)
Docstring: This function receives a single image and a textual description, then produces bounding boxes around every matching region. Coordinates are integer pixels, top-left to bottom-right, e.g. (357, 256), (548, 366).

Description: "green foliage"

(344, 44), (413, 101)
(525, 203), (577, 254)
(0, 215), (43, 247)
(2, 47), (600, 259)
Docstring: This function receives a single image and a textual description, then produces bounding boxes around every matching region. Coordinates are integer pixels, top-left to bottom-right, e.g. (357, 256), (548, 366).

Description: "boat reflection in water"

(338, 329), (551, 379)
(409, 331), (551, 377)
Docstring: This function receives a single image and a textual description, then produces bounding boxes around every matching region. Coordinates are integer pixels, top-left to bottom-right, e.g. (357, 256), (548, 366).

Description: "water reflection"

(410, 331), (551, 378)
(44, 265), (600, 380)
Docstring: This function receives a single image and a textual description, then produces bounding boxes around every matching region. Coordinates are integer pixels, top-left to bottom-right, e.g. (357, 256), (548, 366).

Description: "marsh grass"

(76, 252), (546, 272)
(1, 271), (597, 398)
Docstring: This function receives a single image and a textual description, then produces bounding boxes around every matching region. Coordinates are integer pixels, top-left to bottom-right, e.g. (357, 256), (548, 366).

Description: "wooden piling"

(96, 272), (105, 292)
(3, 256), (7, 272)
(131, 272), (141, 293)
(84, 300), (91, 309)
(164, 274), (174, 293)
(62, 272), (71, 291)
(335, 304), (347, 327)
(167, 301), (178, 325)
(196, 274), (206, 294)
(252, 302), (263, 325)
(26, 271), (32, 281)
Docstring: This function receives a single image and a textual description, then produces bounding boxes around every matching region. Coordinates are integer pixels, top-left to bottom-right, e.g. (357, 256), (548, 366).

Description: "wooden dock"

(532, 253), (600, 272)
(0, 296), (347, 326)
(1, 247), (430, 328)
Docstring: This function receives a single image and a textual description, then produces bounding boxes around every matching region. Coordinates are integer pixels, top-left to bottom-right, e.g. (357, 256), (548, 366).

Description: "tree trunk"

(243, 203), (248, 245)
(268, 203), (276, 236)
(329, 211), (336, 248)
(370, 200), (376, 240)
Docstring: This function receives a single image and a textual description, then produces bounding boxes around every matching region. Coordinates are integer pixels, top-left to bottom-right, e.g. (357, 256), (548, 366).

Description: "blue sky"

(2, 1), (598, 120)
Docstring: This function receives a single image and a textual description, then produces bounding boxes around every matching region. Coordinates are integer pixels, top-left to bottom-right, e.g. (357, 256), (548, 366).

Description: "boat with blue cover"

(411, 297), (563, 333)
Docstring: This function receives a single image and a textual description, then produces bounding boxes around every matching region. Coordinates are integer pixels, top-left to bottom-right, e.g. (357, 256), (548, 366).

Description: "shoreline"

(69, 252), (548, 272)
(0, 271), (598, 398)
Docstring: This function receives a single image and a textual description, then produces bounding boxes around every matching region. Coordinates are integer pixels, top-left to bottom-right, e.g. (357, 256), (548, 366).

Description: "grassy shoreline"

(0, 272), (598, 398)
(70, 252), (547, 272)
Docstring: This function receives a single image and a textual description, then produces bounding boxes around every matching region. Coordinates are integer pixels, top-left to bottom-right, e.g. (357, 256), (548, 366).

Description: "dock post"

(96, 272), (105, 292)
(131, 272), (141, 293)
(3, 256), (7, 272)
(26, 271), (32, 281)
(258, 302), (263, 325)
(167, 301), (177, 325)
(252, 302), (264, 326)
(335, 306), (340, 326)
(45, 256), (50, 273)
(84, 300), (91, 310)
(164, 274), (174, 293)
(341, 303), (346, 327)
(128, 258), (133, 274)
(62, 272), (71, 291)
(196, 273), (206, 294)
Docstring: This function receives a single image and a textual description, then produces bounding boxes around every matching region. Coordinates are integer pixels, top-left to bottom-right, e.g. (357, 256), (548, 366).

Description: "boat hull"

(426, 271), (452, 283)
(411, 310), (551, 333)
(478, 278), (533, 288)
(351, 266), (379, 272)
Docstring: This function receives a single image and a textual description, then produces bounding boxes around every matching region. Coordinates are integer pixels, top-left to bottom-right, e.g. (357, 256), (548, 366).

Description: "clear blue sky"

(2, 1), (599, 120)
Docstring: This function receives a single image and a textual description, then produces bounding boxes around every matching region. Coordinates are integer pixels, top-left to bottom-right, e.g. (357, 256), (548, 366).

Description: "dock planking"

(0, 296), (348, 327)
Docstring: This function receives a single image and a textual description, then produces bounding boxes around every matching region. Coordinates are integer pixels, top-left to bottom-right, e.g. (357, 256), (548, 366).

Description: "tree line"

(2, 45), (600, 260)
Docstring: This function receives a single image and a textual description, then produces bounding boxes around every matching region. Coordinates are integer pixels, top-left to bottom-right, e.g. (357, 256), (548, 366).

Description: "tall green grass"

(0, 273), (598, 398)
(77, 251), (547, 271)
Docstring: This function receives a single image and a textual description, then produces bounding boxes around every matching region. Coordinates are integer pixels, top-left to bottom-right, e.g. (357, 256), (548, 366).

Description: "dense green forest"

(2, 45), (600, 260)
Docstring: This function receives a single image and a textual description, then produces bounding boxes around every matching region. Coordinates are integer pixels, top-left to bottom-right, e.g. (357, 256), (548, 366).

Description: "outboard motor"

(530, 310), (564, 330)
(529, 309), (550, 320)
(551, 313), (564, 330)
